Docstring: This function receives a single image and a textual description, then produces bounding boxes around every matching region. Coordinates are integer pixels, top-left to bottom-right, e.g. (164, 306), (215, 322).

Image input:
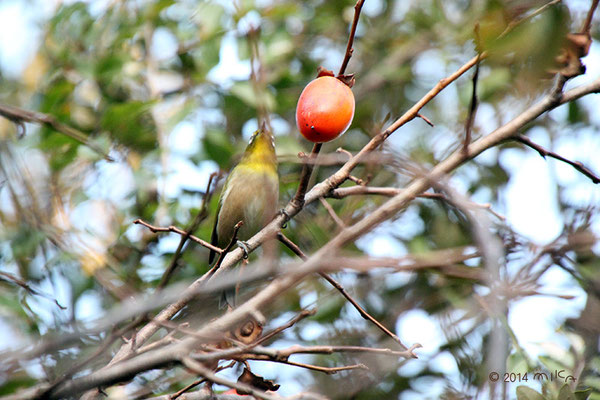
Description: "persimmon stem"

(291, 143), (322, 211)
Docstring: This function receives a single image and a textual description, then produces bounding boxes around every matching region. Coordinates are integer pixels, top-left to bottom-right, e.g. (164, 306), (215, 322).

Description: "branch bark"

(0, 103), (113, 161)
(76, 70), (600, 400)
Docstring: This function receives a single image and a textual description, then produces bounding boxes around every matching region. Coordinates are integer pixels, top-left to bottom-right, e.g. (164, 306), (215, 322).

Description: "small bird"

(209, 128), (278, 270)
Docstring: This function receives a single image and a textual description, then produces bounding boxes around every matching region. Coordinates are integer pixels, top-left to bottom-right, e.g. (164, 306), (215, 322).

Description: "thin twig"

(182, 358), (279, 400)
(514, 135), (600, 184)
(36, 318), (142, 398)
(247, 26), (271, 131)
(171, 359), (234, 399)
(278, 151), (393, 166)
(319, 197), (347, 229)
(463, 24), (481, 154)
(499, 0), (563, 38)
(135, 329), (179, 355)
(329, 186), (506, 220)
(0, 103), (113, 161)
(252, 308), (317, 346)
(207, 221), (244, 278)
(580, 0), (599, 35)
(0, 271), (65, 309)
(266, 359), (368, 375)
(250, 343), (422, 359)
(169, 378), (206, 400)
(338, 0), (366, 76)
(417, 113), (434, 127)
(347, 175), (364, 185)
(158, 172), (219, 289)
(134, 219), (222, 253)
(318, 272), (411, 349)
(277, 232), (412, 351)
(336, 147), (353, 159)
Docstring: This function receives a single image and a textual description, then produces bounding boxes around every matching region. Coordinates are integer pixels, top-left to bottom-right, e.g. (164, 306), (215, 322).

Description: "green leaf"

(516, 386), (546, 400)
(145, 0), (175, 21)
(539, 355), (571, 374)
(101, 101), (157, 151)
(193, 3), (225, 38)
(558, 384), (576, 400)
(574, 388), (592, 400)
(230, 81), (276, 111)
(202, 128), (235, 168)
(507, 352), (529, 375)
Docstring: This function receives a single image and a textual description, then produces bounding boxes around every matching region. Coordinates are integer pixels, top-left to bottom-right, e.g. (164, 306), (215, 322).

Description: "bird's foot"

(237, 240), (250, 259)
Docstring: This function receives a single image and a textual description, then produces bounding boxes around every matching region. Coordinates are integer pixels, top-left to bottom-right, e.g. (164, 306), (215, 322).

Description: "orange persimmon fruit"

(295, 76), (355, 143)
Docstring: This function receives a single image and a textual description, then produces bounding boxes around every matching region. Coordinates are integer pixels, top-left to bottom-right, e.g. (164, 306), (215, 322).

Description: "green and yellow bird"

(209, 128), (278, 266)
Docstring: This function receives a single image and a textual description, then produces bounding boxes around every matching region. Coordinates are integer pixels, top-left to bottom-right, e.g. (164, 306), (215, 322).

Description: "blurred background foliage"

(0, 0), (599, 398)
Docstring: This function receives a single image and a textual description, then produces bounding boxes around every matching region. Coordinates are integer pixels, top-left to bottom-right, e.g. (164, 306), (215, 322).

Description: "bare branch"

(338, 0), (366, 76)
(513, 135), (600, 184)
(134, 219), (222, 253)
(347, 175), (365, 185)
(181, 358), (279, 400)
(249, 343), (423, 359)
(0, 271), (65, 309)
(463, 24), (481, 154)
(159, 172), (219, 289)
(264, 359), (368, 375)
(319, 197), (346, 229)
(329, 186), (505, 220)
(94, 53), (600, 394)
(581, 0), (599, 35)
(277, 233), (412, 351)
(253, 308), (317, 346)
(499, 0), (563, 38)
(207, 221), (244, 278)
(0, 102), (113, 161)
(417, 113), (434, 127)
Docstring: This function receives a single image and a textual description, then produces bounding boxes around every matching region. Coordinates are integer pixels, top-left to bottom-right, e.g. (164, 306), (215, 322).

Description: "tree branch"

(338, 0), (365, 76)
(277, 233), (412, 350)
(319, 197), (346, 229)
(181, 358), (279, 400)
(133, 219), (222, 253)
(513, 134), (600, 184)
(158, 172), (219, 289)
(87, 54), (600, 399)
(463, 24), (481, 154)
(0, 102), (113, 162)
(0, 271), (65, 309)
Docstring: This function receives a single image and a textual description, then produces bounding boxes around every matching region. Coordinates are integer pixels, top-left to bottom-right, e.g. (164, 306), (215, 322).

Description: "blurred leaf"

(516, 386), (546, 400)
(575, 388), (593, 400)
(507, 351), (529, 374)
(202, 128), (235, 168)
(0, 372), (37, 395)
(193, 2), (225, 39)
(230, 81), (276, 111)
(558, 384), (576, 400)
(101, 101), (157, 151)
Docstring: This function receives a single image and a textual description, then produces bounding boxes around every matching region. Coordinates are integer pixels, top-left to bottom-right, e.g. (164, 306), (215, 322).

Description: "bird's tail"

(219, 288), (235, 309)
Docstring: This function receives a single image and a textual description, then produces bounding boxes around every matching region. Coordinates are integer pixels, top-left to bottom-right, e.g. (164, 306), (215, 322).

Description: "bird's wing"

(208, 199), (221, 265)
(209, 171), (233, 264)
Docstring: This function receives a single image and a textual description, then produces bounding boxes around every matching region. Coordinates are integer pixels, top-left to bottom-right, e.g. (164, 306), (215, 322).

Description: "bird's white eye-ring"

(248, 131), (258, 145)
